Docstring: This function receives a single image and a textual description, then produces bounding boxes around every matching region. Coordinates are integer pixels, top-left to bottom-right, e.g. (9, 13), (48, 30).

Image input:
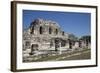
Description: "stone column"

(65, 40), (70, 49)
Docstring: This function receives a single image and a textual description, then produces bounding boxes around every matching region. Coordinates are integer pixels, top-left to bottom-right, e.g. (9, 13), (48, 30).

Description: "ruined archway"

(30, 44), (38, 54)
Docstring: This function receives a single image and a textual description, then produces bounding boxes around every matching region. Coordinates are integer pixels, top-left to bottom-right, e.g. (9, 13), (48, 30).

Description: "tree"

(80, 35), (91, 42)
(68, 33), (78, 41)
(79, 35), (91, 47)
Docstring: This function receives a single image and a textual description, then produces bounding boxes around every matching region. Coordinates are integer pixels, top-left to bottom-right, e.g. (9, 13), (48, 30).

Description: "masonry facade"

(23, 18), (90, 56)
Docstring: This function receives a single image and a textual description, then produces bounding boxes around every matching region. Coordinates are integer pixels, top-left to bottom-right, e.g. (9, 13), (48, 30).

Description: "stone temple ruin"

(23, 18), (91, 61)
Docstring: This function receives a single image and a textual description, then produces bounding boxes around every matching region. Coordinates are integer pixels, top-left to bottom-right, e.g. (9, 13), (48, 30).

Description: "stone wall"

(23, 18), (91, 56)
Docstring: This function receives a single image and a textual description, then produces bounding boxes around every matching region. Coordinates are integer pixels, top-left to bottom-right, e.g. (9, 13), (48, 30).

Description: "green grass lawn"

(24, 49), (91, 62)
(61, 50), (91, 60)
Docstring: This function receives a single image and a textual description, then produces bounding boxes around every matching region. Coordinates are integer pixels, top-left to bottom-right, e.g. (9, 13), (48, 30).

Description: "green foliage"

(79, 35), (91, 43)
(68, 34), (78, 41)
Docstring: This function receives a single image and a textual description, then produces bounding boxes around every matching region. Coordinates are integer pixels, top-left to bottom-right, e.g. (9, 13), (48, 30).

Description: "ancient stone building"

(23, 18), (91, 57)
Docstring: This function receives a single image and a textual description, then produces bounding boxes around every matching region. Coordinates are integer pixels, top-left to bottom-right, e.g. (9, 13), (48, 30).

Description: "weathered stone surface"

(23, 18), (91, 59)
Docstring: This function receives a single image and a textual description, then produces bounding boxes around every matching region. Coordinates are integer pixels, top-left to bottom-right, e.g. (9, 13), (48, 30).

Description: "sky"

(23, 10), (91, 37)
